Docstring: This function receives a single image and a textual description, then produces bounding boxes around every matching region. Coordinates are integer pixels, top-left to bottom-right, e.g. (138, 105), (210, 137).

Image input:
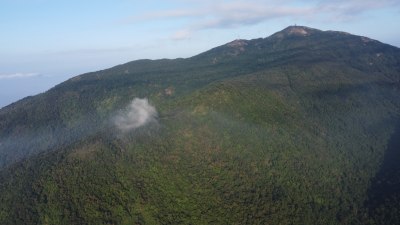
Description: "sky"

(1, 0), (399, 108)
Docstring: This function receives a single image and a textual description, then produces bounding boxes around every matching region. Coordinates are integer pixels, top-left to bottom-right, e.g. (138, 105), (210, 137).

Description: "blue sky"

(1, 0), (399, 108)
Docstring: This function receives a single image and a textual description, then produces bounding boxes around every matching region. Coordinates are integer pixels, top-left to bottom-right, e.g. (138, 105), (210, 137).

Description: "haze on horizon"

(1, 0), (399, 108)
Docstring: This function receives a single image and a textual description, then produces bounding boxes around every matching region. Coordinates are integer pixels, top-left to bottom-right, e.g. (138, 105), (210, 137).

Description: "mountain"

(1, 26), (400, 224)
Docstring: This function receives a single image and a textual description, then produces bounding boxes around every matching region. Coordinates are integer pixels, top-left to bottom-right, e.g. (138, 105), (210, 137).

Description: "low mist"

(114, 98), (157, 132)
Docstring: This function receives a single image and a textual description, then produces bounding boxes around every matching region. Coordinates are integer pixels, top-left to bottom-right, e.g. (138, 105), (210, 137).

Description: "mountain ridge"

(1, 26), (400, 224)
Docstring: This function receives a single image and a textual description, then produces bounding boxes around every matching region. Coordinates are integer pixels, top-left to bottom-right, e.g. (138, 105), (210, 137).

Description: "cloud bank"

(0, 73), (41, 79)
(114, 98), (157, 131)
(123, 0), (400, 40)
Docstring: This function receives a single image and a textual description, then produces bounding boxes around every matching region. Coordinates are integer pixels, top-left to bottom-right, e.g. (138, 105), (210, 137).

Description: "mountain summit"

(0, 27), (400, 225)
(272, 25), (320, 37)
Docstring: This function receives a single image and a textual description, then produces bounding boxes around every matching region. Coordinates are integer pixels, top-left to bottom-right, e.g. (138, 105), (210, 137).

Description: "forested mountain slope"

(1, 26), (400, 224)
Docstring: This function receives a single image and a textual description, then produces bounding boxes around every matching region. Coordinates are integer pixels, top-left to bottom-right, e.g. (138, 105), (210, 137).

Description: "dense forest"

(1, 26), (400, 224)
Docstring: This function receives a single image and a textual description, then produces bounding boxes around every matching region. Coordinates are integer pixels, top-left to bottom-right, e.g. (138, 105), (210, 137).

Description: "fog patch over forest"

(113, 98), (158, 132)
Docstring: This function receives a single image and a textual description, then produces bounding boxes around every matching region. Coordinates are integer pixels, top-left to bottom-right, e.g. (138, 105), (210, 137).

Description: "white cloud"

(0, 73), (41, 79)
(114, 98), (157, 131)
(171, 29), (192, 40)
(122, 9), (201, 23)
(315, 0), (400, 21)
(192, 4), (314, 30)
(122, 0), (400, 39)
